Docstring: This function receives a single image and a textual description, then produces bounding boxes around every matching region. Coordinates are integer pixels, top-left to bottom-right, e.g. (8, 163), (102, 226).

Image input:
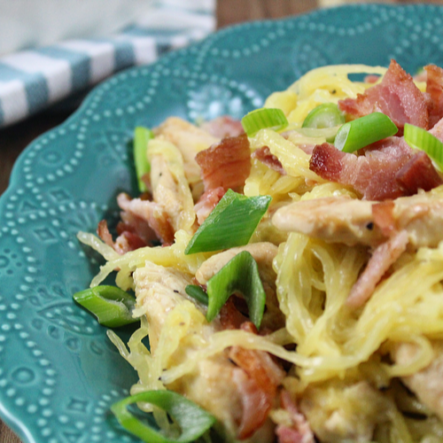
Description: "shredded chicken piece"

(133, 263), (276, 442)
(272, 196), (383, 247)
(393, 341), (443, 421)
(276, 391), (315, 443)
(272, 191), (443, 249)
(149, 151), (192, 233)
(274, 192), (443, 307)
(371, 200), (396, 237)
(299, 380), (386, 443)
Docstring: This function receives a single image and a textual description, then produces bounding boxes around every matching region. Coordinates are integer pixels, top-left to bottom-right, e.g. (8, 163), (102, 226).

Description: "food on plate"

(75, 60), (443, 442)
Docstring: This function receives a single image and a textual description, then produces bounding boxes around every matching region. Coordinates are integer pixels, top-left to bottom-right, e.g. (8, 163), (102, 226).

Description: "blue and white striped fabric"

(0, 1), (215, 128)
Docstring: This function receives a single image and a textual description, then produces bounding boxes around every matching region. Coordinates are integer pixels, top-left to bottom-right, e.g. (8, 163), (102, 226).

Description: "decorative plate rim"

(1, 4), (443, 442)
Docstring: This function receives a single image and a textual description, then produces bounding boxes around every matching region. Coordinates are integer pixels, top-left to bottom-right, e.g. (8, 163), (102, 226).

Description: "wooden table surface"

(0, 0), (441, 441)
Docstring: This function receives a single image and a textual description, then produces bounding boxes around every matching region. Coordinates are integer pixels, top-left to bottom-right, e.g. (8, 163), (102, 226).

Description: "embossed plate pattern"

(2, 5), (443, 443)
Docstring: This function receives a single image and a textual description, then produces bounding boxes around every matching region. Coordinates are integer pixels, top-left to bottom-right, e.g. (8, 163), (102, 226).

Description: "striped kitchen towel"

(0, 0), (215, 128)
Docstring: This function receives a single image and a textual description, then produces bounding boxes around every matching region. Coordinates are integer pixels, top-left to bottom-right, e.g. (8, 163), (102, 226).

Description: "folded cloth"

(0, 0), (215, 128)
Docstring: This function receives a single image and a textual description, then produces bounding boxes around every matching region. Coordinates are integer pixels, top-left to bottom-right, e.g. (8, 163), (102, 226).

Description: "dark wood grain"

(216, 0), (318, 27)
(0, 112), (71, 195)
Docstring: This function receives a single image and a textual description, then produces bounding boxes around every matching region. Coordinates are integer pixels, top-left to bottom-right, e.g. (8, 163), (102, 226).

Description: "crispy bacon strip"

(196, 134), (251, 191)
(347, 230), (409, 308)
(310, 141), (411, 200)
(364, 74), (381, 84)
(219, 298), (248, 330)
(253, 146), (286, 175)
(97, 220), (114, 247)
(97, 220), (147, 254)
(430, 112), (443, 142)
(339, 60), (428, 132)
(230, 325), (284, 439)
(117, 193), (175, 246)
(194, 186), (225, 225)
(276, 391), (315, 443)
(310, 140), (442, 201)
(396, 151), (443, 194)
(425, 64), (443, 128)
(115, 231), (147, 253)
(219, 301), (284, 439)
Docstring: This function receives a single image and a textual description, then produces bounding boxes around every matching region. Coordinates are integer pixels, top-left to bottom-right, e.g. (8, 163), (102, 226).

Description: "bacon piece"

(200, 116), (244, 138)
(194, 186), (225, 225)
(97, 220), (147, 254)
(97, 220), (114, 248)
(364, 74), (381, 84)
(309, 140), (412, 200)
(117, 214), (156, 245)
(309, 143), (344, 180)
(339, 60), (428, 132)
(276, 391), (315, 443)
(396, 151), (443, 194)
(114, 231), (147, 254)
(231, 370), (269, 440)
(196, 134), (251, 191)
(117, 193), (175, 246)
(430, 113), (443, 143)
(372, 200), (396, 237)
(240, 321), (258, 335)
(347, 230), (409, 308)
(425, 64), (443, 128)
(253, 146), (286, 175)
(311, 138), (442, 201)
(219, 297), (248, 330)
(230, 333), (284, 439)
(219, 304), (284, 439)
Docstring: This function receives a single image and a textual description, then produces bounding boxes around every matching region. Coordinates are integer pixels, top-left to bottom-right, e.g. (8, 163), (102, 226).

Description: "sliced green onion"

(302, 103), (345, 129)
(404, 123), (443, 171)
(111, 390), (216, 443)
(241, 108), (288, 137)
(185, 189), (271, 255)
(73, 285), (138, 328)
(134, 126), (154, 192)
(296, 126), (342, 142)
(334, 112), (398, 153)
(206, 251), (266, 328)
(185, 285), (209, 305)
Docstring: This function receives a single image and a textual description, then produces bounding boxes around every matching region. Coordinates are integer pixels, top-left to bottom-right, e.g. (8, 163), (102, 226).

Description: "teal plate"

(1, 4), (443, 443)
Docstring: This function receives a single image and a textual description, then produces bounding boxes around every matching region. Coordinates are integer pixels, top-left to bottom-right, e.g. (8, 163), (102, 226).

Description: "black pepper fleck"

(366, 222), (374, 230)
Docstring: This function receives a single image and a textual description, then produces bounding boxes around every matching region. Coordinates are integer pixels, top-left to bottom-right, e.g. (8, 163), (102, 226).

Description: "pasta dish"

(76, 60), (443, 443)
